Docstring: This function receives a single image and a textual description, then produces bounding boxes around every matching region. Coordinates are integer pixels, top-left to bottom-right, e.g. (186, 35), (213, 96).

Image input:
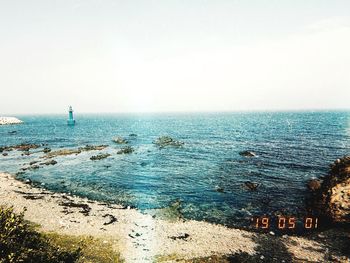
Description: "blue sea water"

(0, 111), (349, 228)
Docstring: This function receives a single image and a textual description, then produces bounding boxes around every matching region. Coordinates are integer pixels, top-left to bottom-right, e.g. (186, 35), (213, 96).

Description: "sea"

(0, 111), (349, 229)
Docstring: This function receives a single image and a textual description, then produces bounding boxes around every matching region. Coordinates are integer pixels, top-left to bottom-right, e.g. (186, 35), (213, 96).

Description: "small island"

(0, 117), (23, 125)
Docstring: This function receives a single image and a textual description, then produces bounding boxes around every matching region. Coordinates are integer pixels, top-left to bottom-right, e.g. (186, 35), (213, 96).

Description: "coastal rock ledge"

(0, 117), (23, 125)
(309, 156), (350, 224)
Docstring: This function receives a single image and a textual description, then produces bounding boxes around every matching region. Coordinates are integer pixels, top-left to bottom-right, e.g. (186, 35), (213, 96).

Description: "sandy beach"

(0, 172), (348, 262)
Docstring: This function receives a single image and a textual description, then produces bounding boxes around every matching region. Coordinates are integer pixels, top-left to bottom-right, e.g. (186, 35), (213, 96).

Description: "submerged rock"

(28, 165), (40, 170)
(215, 186), (225, 193)
(147, 200), (184, 221)
(90, 153), (111, 160)
(8, 131), (17, 135)
(41, 159), (58, 165)
(154, 136), (184, 148)
(113, 137), (128, 144)
(117, 146), (134, 154)
(129, 133), (137, 137)
(2, 153), (8, 156)
(43, 147), (51, 153)
(244, 181), (260, 191)
(307, 179), (322, 192)
(239, 151), (256, 157)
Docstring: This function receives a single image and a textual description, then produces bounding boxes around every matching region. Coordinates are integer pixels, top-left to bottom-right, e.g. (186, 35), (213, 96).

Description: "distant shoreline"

(0, 117), (23, 125)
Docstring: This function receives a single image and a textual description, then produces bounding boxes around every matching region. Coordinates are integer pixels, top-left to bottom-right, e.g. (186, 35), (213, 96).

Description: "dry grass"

(44, 232), (123, 263)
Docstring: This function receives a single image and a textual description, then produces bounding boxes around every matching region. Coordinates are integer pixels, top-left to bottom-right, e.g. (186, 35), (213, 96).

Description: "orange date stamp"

(252, 216), (319, 230)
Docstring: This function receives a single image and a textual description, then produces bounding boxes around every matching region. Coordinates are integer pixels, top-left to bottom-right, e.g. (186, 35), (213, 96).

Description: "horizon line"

(2, 108), (350, 116)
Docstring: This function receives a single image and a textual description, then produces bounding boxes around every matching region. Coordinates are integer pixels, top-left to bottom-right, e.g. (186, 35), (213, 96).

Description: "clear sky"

(0, 0), (349, 114)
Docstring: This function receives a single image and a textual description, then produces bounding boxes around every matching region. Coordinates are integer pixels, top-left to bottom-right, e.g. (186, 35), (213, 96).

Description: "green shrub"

(0, 206), (80, 263)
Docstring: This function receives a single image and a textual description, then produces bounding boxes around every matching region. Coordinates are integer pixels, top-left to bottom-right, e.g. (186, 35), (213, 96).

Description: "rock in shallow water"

(90, 153), (111, 160)
(41, 159), (58, 165)
(45, 145), (108, 158)
(307, 179), (322, 191)
(113, 137), (128, 144)
(43, 147), (51, 153)
(244, 181), (260, 191)
(154, 136), (184, 148)
(45, 148), (81, 157)
(239, 151), (256, 157)
(117, 146), (134, 154)
(215, 186), (225, 193)
(28, 165), (40, 170)
(0, 143), (40, 153)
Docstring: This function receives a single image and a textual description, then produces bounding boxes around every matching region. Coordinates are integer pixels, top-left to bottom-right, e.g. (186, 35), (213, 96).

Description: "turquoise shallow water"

(0, 111), (349, 228)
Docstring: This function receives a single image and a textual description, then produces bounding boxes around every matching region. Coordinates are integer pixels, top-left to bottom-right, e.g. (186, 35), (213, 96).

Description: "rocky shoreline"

(307, 156), (350, 225)
(0, 170), (349, 262)
(0, 117), (23, 125)
(0, 136), (349, 261)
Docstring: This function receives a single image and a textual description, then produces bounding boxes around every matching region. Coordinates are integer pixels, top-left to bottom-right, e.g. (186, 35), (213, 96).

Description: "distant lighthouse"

(67, 106), (76, 126)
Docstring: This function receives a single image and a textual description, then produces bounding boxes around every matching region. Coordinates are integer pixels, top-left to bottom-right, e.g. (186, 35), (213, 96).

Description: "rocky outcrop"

(90, 153), (111, 160)
(45, 148), (81, 158)
(113, 137), (128, 144)
(0, 117), (23, 125)
(307, 179), (322, 192)
(40, 160), (57, 165)
(43, 147), (51, 153)
(0, 144), (40, 153)
(321, 157), (350, 223)
(239, 151), (256, 157)
(154, 136), (184, 148)
(79, 145), (107, 151)
(309, 156), (350, 224)
(244, 181), (260, 191)
(117, 146), (134, 154)
(44, 145), (108, 158)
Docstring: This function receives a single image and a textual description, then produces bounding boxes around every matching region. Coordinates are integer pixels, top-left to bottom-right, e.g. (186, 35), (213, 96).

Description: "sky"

(0, 0), (349, 114)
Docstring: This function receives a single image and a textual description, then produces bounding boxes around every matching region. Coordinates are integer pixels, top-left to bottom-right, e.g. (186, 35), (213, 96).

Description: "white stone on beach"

(0, 117), (23, 125)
